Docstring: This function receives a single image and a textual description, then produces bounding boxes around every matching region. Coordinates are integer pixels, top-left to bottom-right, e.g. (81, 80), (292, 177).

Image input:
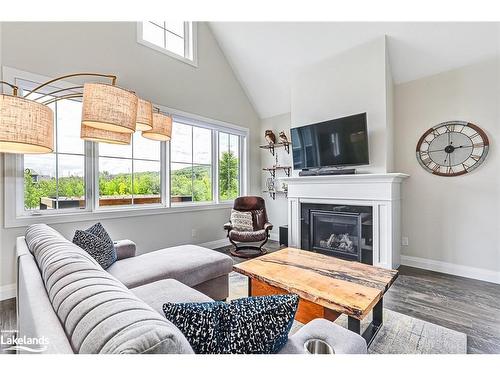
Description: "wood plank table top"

(233, 247), (398, 320)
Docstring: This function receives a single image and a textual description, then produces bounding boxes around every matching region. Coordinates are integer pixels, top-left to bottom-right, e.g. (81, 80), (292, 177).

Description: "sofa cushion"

(25, 224), (193, 354)
(107, 244), (233, 289)
(131, 279), (213, 315)
(72, 222), (116, 269)
(163, 294), (299, 354)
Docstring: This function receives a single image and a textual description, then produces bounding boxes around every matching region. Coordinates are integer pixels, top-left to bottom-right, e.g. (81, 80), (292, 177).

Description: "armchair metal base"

(230, 244), (268, 259)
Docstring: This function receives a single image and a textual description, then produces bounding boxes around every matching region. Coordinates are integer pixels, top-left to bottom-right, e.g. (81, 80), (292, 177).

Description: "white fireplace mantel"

(284, 173), (409, 270)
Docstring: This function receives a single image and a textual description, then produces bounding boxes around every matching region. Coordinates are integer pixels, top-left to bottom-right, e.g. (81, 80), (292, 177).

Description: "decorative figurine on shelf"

(265, 130), (276, 145)
(282, 182), (288, 193)
(279, 131), (289, 144)
(266, 177), (275, 192)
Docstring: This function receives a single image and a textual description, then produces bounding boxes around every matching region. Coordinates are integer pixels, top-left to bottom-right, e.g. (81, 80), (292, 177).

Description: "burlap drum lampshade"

(136, 98), (153, 131)
(0, 94), (54, 153)
(142, 112), (172, 141)
(81, 82), (138, 134)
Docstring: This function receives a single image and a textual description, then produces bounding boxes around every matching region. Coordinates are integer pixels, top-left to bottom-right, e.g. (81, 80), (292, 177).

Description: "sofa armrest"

(279, 318), (367, 354)
(114, 240), (136, 260)
(223, 222), (233, 231)
(264, 222), (273, 231)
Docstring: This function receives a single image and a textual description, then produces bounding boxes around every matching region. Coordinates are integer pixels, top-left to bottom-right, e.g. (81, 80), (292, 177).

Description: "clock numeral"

(432, 164), (440, 173)
(445, 124), (455, 133)
(470, 132), (481, 139)
(471, 155), (481, 162)
(421, 157), (432, 166)
(473, 142), (484, 148)
(446, 166), (453, 174)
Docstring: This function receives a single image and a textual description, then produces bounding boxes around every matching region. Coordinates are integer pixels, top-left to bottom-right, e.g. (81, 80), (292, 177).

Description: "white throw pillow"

(230, 209), (254, 231)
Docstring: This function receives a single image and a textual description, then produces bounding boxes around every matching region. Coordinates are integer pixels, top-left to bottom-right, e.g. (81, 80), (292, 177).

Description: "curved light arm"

(24, 72), (117, 99)
(42, 93), (84, 105)
(36, 85), (84, 102)
(0, 81), (19, 96)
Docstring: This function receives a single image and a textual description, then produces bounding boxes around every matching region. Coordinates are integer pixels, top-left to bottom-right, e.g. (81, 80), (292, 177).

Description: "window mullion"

(162, 140), (169, 207)
(84, 140), (94, 213)
(213, 130), (218, 204)
(184, 21), (189, 58)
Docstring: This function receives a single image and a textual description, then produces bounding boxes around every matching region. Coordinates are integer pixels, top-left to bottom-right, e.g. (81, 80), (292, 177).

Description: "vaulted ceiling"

(209, 22), (500, 119)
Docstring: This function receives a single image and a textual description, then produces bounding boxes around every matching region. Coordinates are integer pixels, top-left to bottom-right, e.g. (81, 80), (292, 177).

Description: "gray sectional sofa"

(16, 223), (367, 354)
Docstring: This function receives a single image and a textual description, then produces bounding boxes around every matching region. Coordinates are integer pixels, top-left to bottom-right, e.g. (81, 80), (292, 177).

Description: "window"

(138, 21), (196, 65)
(97, 133), (162, 207)
(23, 84), (87, 212)
(6, 68), (247, 227)
(218, 132), (240, 201)
(170, 121), (212, 204)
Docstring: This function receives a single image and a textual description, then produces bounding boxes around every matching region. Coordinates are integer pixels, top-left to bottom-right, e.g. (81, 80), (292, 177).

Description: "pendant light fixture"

(0, 73), (171, 154)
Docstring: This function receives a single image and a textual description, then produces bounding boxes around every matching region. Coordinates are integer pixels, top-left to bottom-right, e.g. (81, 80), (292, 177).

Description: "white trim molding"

(401, 255), (500, 285)
(0, 283), (16, 301)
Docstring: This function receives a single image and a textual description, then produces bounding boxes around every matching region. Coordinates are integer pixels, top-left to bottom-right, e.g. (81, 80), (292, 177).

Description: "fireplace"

(301, 203), (373, 265)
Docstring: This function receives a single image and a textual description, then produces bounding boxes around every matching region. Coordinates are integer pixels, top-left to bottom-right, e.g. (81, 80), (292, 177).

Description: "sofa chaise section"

(107, 244), (233, 300)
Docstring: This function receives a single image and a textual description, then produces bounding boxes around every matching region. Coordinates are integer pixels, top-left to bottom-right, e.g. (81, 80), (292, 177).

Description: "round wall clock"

(416, 121), (489, 177)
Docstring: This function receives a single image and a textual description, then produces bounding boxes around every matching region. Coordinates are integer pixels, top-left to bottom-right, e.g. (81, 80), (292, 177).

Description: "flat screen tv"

(291, 113), (369, 170)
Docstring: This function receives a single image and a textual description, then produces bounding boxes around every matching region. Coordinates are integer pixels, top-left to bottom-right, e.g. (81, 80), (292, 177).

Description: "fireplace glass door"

(309, 210), (362, 261)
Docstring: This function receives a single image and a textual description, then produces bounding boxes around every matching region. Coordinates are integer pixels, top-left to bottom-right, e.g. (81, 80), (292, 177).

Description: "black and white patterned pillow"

(72, 222), (117, 269)
(230, 209), (254, 231)
(163, 294), (298, 354)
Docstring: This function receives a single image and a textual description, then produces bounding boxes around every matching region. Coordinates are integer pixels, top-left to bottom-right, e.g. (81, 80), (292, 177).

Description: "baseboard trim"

(0, 283), (16, 301)
(198, 238), (229, 250)
(269, 233), (279, 242)
(400, 255), (500, 285)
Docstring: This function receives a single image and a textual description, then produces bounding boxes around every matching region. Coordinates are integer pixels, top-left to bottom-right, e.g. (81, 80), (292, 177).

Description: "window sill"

(5, 202), (233, 229)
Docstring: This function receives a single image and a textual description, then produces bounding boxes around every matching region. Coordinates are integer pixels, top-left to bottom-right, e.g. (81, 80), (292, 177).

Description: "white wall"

(291, 37), (391, 174)
(0, 22), (260, 296)
(395, 58), (500, 278)
(260, 113), (292, 234)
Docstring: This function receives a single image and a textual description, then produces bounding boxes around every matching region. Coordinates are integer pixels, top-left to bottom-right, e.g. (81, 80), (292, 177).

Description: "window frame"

(3, 67), (248, 228)
(137, 21), (198, 67)
(93, 135), (165, 211)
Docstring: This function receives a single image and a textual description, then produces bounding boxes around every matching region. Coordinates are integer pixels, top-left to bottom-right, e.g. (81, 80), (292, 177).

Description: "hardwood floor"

(1, 241), (499, 354)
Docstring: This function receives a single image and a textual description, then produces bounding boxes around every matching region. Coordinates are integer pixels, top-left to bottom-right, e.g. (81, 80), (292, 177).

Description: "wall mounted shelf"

(259, 141), (291, 156)
(263, 166), (292, 178)
(262, 190), (288, 200)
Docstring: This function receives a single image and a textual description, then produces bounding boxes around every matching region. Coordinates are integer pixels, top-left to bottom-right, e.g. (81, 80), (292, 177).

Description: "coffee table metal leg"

(347, 297), (384, 347)
(347, 317), (361, 334)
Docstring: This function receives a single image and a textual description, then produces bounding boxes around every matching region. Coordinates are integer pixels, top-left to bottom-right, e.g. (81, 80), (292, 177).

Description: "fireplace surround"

(285, 173), (408, 269)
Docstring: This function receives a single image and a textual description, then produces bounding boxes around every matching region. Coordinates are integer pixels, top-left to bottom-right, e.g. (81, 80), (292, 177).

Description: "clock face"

(416, 121), (489, 177)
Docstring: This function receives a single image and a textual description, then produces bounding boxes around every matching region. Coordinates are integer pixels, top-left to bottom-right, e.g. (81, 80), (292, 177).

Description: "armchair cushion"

(229, 229), (267, 242)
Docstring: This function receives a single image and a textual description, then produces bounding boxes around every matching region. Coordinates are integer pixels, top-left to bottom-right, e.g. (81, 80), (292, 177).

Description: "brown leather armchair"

(224, 196), (273, 258)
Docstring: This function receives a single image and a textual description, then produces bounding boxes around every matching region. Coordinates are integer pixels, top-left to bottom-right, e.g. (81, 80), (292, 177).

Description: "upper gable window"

(138, 21), (197, 66)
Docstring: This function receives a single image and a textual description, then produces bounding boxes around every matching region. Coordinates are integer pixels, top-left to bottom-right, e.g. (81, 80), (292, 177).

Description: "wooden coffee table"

(233, 247), (398, 345)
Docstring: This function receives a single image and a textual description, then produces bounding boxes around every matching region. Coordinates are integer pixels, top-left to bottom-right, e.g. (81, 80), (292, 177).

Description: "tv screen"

(291, 113), (369, 169)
